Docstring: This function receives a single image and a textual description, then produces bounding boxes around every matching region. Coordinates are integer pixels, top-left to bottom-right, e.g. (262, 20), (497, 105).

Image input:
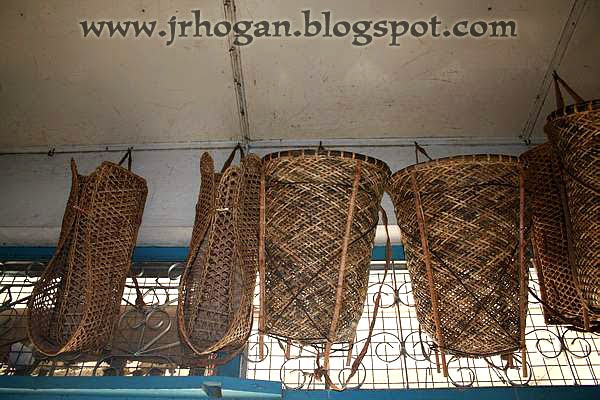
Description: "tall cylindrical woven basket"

(178, 147), (261, 363)
(521, 144), (599, 328)
(28, 156), (147, 356)
(544, 73), (600, 327)
(388, 155), (528, 376)
(259, 149), (390, 373)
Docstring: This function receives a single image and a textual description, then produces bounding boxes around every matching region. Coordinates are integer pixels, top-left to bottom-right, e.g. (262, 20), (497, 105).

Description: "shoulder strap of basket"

(323, 160), (363, 372)
(221, 143), (245, 173)
(552, 71), (585, 109)
(410, 171), (448, 376)
(58, 159), (80, 245)
(117, 148), (146, 308)
(315, 206), (392, 391)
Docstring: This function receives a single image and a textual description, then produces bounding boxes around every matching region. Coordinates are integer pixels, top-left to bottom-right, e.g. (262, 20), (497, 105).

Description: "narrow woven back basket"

(178, 146), (261, 361)
(259, 149), (390, 349)
(28, 153), (147, 356)
(388, 154), (528, 375)
(521, 143), (600, 329)
(543, 73), (600, 328)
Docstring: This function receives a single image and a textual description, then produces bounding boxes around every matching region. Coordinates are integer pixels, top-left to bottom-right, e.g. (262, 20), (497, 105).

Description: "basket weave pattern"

(261, 150), (390, 343)
(178, 152), (261, 357)
(545, 101), (600, 312)
(521, 144), (598, 327)
(28, 161), (147, 355)
(388, 155), (526, 357)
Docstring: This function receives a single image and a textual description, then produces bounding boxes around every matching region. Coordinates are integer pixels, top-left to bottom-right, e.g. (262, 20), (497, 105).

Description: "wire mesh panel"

(1, 258), (600, 388)
(245, 263), (600, 389)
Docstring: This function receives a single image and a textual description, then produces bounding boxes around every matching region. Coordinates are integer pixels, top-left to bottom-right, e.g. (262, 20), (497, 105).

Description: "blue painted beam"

(0, 376), (281, 400)
(0, 245), (406, 263)
(0, 246), (190, 263)
(216, 352), (242, 378)
(0, 377), (596, 399)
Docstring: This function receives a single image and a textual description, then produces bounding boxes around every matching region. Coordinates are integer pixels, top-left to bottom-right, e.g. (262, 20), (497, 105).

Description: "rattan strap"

(315, 207), (392, 391)
(323, 160), (362, 372)
(410, 170), (448, 376)
(552, 71), (584, 110)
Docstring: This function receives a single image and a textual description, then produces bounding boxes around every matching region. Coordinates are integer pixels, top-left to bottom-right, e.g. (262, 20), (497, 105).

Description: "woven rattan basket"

(521, 144), (599, 329)
(28, 155), (147, 356)
(258, 149), (390, 367)
(178, 146), (261, 361)
(388, 154), (528, 375)
(543, 73), (600, 327)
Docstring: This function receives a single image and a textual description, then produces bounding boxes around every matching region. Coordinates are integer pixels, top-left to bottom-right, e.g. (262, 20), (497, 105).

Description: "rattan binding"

(28, 155), (147, 356)
(521, 143), (599, 329)
(178, 146), (261, 362)
(388, 154), (528, 375)
(542, 72), (600, 328)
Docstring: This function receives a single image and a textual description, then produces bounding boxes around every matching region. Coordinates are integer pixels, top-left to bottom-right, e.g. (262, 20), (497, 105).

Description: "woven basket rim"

(262, 149), (391, 175)
(546, 99), (600, 122)
(390, 154), (519, 181)
(520, 142), (552, 159)
(97, 161), (147, 184)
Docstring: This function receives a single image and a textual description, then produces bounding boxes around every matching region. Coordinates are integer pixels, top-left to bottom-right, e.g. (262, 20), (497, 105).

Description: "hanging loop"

(221, 143), (245, 173)
(552, 71), (585, 110)
(118, 148), (133, 171)
(414, 142), (433, 164)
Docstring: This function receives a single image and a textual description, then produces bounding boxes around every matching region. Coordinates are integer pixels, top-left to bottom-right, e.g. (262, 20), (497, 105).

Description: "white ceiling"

(0, 0), (598, 148)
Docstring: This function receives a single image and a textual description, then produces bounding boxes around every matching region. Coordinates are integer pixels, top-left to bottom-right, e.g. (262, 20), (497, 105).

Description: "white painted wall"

(0, 1), (239, 148)
(0, 139), (531, 246)
(0, 1), (598, 246)
(1, 0), (599, 149)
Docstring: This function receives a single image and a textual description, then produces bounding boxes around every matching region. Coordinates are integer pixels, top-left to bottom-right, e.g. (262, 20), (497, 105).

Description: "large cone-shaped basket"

(387, 154), (528, 374)
(521, 143), (600, 329)
(259, 149), (390, 344)
(543, 73), (600, 328)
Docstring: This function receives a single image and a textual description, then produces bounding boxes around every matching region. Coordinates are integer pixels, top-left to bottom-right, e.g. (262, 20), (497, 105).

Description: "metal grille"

(1, 259), (599, 389)
(245, 261), (600, 389)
